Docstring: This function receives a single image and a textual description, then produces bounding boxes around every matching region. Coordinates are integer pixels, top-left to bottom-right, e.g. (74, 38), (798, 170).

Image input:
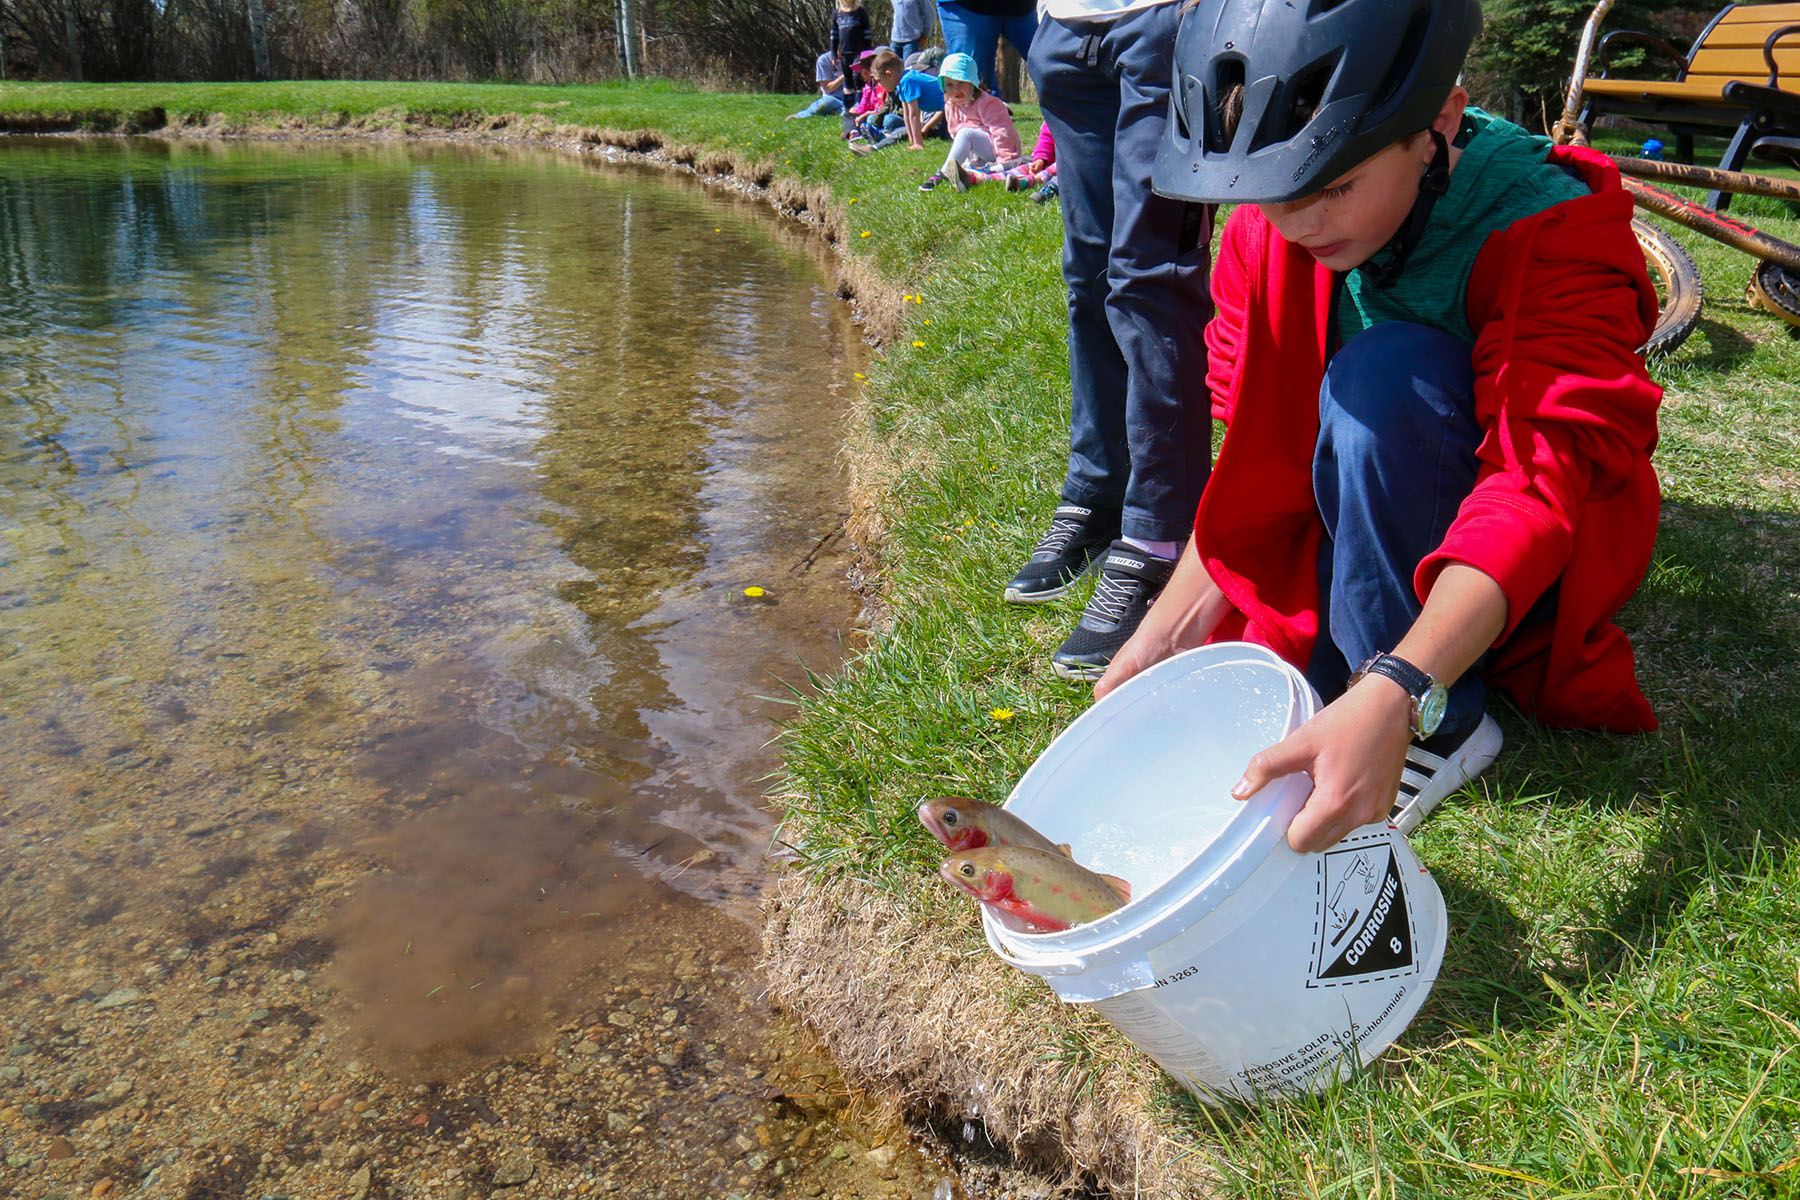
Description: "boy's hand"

(1095, 541), (1229, 702)
(1094, 618), (1192, 700)
(1230, 676), (1413, 853)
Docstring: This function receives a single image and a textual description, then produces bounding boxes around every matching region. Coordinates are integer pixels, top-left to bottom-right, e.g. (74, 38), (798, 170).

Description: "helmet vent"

(1206, 60), (1246, 152)
(1250, 54), (1336, 152)
(1366, 5), (1433, 123)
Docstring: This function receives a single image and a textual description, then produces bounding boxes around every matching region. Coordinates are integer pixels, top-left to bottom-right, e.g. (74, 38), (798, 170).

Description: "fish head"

(919, 797), (988, 852)
(938, 852), (1011, 903)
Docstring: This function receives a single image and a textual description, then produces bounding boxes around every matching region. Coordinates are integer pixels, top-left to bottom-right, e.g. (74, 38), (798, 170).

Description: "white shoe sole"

(1001, 554), (1103, 605)
(1391, 713), (1503, 836)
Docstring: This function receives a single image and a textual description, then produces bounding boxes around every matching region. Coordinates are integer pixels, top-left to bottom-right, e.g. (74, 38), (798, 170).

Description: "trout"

(938, 846), (1132, 933)
(917, 796), (1071, 857)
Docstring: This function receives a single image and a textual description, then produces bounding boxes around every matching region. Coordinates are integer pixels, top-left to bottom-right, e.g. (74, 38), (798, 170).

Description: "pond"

(0, 136), (971, 1199)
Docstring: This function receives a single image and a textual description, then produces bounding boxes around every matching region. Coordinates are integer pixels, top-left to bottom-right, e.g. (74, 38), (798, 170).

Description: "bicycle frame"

(1552, 0), (1620, 146)
(1621, 175), (1800, 272)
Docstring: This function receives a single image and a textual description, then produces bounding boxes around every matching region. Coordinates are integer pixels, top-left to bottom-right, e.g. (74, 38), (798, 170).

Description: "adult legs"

(1307, 322), (1487, 747)
(1022, 3), (1212, 677)
(1028, 5), (1212, 546)
(938, 2), (1034, 94)
(789, 93), (845, 119)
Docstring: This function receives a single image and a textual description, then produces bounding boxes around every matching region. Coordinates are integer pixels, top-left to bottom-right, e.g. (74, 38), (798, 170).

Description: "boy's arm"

(903, 99), (924, 148)
(1095, 539), (1235, 700)
(1427, 197), (1661, 645)
(1229, 565), (1507, 853)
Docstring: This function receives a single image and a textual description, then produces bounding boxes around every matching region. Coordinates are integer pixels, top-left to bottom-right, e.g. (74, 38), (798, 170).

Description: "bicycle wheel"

(1633, 218), (1703, 357)
(1746, 260), (1800, 328)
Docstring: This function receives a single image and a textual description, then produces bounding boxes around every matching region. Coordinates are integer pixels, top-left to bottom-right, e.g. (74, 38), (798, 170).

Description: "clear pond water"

(0, 136), (965, 1199)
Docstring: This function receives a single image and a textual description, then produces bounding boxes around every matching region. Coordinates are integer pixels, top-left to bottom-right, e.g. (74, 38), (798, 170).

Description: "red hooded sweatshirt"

(1198, 144), (1662, 732)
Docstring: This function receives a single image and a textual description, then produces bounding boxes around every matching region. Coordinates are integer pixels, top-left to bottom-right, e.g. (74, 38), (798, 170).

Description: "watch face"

(1418, 684), (1449, 738)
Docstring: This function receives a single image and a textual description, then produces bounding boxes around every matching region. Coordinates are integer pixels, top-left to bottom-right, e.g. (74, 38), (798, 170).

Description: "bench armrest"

(1763, 24), (1800, 87)
(1721, 79), (1800, 125)
(1594, 28), (1689, 79)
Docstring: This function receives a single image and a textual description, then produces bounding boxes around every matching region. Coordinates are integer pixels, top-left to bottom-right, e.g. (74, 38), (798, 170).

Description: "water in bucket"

(982, 643), (1447, 1105)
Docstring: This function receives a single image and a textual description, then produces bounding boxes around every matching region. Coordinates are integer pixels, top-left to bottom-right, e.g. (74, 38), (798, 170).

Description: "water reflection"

(0, 137), (889, 1198)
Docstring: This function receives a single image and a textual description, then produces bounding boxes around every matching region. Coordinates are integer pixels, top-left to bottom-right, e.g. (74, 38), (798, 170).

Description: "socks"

(1123, 537), (1179, 561)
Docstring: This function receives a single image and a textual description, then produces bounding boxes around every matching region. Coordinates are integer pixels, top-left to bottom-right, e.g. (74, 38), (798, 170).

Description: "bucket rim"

(987, 642), (1317, 965)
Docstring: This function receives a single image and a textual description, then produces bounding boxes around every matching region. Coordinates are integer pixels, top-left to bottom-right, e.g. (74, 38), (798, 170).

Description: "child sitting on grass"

(919, 53), (1024, 191)
(788, 48), (848, 120)
(851, 49), (946, 152)
(844, 50), (890, 141)
(1100, 0), (1664, 853)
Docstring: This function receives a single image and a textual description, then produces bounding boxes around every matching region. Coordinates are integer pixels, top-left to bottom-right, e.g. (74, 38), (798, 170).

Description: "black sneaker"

(1002, 504), (1121, 604)
(1050, 542), (1176, 682)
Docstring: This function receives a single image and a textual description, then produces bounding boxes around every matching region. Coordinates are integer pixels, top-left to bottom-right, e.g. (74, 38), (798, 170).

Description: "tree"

(1466, 0), (1711, 131)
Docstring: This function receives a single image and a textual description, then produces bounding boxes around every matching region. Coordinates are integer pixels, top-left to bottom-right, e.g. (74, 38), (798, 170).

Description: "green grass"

(7, 81), (1799, 1196)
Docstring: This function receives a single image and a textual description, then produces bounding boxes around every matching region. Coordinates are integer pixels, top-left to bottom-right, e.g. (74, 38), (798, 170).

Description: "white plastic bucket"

(982, 642), (1446, 1105)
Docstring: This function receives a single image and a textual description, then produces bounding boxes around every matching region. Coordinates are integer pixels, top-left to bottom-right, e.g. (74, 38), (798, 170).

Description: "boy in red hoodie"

(1099, 0), (1663, 854)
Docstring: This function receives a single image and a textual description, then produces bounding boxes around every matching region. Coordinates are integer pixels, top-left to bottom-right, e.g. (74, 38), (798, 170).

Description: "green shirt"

(1334, 108), (1592, 346)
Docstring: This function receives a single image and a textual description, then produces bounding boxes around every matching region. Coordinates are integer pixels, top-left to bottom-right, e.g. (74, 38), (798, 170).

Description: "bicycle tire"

(1746, 260), (1800, 327)
(1633, 218), (1704, 357)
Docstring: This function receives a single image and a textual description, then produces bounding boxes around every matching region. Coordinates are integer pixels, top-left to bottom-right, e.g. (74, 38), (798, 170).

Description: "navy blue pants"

(936, 2), (1039, 95)
(1028, 4), (1214, 543)
(1305, 323), (1494, 747)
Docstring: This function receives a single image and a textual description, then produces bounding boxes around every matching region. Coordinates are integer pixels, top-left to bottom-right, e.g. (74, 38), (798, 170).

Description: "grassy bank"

(7, 79), (1800, 1198)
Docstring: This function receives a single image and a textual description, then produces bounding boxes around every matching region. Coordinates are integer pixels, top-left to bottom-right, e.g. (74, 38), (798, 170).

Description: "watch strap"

(1354, 652), (1433, 699)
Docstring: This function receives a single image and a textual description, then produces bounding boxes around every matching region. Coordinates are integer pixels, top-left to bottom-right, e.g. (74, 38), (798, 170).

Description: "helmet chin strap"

(1361, 128), (1451, 289)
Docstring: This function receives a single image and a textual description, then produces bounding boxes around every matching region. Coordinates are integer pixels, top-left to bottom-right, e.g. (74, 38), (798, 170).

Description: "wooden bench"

(1577, 1), (1800, 208)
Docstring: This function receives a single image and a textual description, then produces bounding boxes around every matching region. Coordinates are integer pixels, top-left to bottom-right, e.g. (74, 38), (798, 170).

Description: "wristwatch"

(1351, 652), (1449, 740)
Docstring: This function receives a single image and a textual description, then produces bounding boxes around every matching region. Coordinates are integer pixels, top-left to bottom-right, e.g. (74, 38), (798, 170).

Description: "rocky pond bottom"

(0, 137), (1047, 1199)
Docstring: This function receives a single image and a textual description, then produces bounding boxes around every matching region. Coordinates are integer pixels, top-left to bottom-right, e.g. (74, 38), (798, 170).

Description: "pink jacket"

(851, 82), (888, 117)
(1031, 122), (1055, 165)
(946, 91), (1022, 161)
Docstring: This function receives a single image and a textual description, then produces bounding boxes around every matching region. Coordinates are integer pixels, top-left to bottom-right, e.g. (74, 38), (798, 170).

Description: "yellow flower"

(912, 295), (924, 304)
(853, 372), (866, 380)
(743, 586), (766, 598)
(849, 197), (859, 203)
(923, 319), (931, 325)
(860, 230), (872, 238)
(990, 708), (1015, 721)
(912, 340), (926, 348)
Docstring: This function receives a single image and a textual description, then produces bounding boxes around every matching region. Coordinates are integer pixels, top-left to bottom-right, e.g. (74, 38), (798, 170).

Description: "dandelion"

(990, 708), (1015, 721)
(848, 197), (859, 203)
(744, 586), (766, 598)
(913, 340), (926, 348)
(853, 372), (866, 380)
(861, 230), (872, 238)
(923, 318), (931, 325)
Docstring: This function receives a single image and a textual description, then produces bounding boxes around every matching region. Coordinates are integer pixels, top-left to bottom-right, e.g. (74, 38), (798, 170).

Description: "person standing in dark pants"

(832, 0), (874, 137)
(1012, 0), (1214, 682)
(935, 0), (1038, 95)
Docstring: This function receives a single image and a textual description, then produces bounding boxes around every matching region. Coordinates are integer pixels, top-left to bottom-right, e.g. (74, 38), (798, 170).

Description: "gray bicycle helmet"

(1152, 0), (1483, 204)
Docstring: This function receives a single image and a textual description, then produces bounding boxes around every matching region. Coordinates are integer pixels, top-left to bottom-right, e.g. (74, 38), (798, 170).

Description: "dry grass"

(761, 870), (1221, 1197)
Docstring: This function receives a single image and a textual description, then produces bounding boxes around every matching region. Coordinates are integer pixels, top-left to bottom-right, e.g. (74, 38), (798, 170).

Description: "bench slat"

(1686, 49), (1800, 76)
(1582, 78), (1739, 102)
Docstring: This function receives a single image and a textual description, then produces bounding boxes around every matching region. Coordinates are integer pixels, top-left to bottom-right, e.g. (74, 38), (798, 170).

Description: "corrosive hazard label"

(1308, 837), (1417, 987)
